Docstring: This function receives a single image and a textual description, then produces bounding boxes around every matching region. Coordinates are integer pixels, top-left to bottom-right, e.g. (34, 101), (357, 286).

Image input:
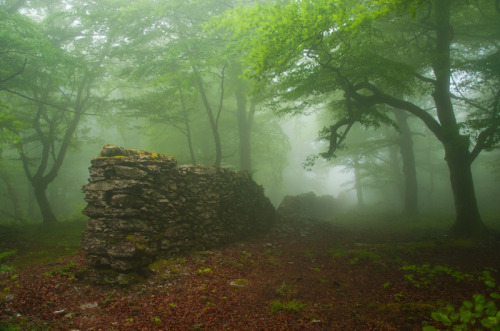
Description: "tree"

(1, 1), (115, 224)
(216, 0), (500, 237)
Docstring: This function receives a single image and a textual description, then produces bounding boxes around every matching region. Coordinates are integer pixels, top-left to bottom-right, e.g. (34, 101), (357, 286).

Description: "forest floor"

(0, 215), (500, 330)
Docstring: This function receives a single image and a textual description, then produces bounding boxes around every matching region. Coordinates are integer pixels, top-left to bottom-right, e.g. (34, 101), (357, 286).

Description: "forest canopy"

(0, 0), (499, 238)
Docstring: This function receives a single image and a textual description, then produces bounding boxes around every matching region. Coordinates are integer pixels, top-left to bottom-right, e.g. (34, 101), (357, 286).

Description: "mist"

(1, 1), (500, 329)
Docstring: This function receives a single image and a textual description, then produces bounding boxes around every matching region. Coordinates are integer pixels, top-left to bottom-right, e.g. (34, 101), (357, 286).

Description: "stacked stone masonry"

(81, 145), (276, 272)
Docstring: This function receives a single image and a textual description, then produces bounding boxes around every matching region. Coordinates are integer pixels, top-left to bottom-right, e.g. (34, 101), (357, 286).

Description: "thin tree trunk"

(179, 88), (197, 164)
(353, 156), (364, 207)
(235, 85), (252, 174)
(192, 66), (222, 167)
(394, 111), (418, 215)
(0, 173), (25, 222)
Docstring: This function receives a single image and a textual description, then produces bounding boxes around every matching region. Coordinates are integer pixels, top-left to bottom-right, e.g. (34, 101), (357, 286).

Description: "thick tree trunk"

(444, 142), (487, 237)
(395, 112), (418, 215)
(32, 179), (58, 224)
(431, 0), (487, 237)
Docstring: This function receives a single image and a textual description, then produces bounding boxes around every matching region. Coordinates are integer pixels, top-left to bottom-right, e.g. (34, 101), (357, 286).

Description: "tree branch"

(348, 82), (445, 142)
(1, 88), (98, 115)
(0, 58), (27, 84)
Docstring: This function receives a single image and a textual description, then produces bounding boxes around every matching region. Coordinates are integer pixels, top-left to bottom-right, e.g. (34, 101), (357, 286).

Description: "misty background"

(0, 0), (499, 228)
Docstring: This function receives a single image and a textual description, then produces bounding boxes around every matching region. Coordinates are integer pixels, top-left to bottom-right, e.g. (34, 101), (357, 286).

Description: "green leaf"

(432, 312), (453, 327)
(459, 309), (472, 323)
(480, 316), (498, 328)
(463, 300), (474, 309)
(485, 280), (496, 288)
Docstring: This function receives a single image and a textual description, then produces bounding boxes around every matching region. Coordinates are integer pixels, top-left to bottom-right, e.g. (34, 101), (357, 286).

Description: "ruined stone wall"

(277, 192), (337, 221)
(81, 145), (276, 271)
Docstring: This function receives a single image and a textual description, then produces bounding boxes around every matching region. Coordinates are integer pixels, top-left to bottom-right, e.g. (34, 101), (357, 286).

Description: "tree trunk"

(32, 178), (58, 224)
(0, 173), (25, 222)
(444, 142), (487, 237)
(432, 0), (487, 236)
(394, 111), (418, 215)
(353, 156), (364, 207)
(179, 88), (197, 164)
(192, 66), (222, 167)
(235, 86), (253, 174)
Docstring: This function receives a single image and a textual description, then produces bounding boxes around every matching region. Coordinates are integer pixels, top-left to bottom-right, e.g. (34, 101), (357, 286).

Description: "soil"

(1, 218), (499, 330)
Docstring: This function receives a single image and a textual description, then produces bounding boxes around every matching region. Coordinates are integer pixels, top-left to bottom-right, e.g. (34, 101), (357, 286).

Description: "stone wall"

(81, 145), (275, 272)
(277, 192), (337, 221)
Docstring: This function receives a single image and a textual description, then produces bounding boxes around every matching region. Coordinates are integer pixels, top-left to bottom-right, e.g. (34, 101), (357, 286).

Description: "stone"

(81, 145), (276, 272)
(277, 192), (337, 221)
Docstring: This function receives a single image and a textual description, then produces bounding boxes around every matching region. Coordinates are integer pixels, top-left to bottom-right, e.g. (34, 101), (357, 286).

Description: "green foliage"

(196, 267), (213, 275)
(401, 264), (473, 288)
(44, 262), (77, 279)
(0, 249), (16, 273)
(424, 294), (499, 331)
(276, 282), (297, 297)
(270, 300), (307, 314)
(422, 269), (500, 331)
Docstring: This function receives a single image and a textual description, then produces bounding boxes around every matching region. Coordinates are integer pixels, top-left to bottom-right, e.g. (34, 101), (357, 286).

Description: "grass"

(270, 300), (307, 314)
(0, 219), (86, 269)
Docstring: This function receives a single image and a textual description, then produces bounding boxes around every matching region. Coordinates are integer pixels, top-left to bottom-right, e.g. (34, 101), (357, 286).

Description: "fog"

(0, 0), (499, 235)
(2, 1), (500, 329)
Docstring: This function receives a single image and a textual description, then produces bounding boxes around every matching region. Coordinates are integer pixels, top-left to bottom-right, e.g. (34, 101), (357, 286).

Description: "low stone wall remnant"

(81, 145), (276, 272)
(277, 192), (337, 221)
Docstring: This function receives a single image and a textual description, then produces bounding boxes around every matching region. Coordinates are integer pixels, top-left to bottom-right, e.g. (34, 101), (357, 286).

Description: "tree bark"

(32, 178), (57, 224)
(179, 88), (197, 164)
(444, 142), (487, 236)
(192, 66), (222, 167)
(432, 0), (486, 236)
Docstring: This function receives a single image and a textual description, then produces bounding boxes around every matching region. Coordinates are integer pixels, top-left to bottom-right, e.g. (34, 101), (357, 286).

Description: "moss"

(96, 155), (128, 159)
(148, 259), (180, 274)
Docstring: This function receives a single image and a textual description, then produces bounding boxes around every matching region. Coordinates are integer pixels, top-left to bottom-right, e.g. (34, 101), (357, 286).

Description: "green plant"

(44, 262), (77, 279)
(423, 269), (500, 331)
(0, 249), (16, 273)
(151, 316), (161, 323)
(401, 264), (473, 288)
(276, 282), (296, 297)
(196, 267), (213, 275)
(424, 294), (499, 331)
(394, 293), (404, 302)
(270, 300), (306, 314)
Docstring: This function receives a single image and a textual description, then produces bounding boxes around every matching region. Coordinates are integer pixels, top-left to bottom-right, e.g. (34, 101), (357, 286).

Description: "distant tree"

(0, 1), (115, 224)
(216, 0), (500, 237)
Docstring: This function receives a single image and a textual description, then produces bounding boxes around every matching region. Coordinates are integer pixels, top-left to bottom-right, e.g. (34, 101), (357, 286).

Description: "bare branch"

(0, 58), (27, 84)
(1, 88), (98, 116)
